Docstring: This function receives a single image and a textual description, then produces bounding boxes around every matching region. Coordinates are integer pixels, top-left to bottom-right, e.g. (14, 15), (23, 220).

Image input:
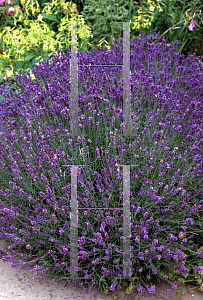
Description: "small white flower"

(80, 148), (84, 155)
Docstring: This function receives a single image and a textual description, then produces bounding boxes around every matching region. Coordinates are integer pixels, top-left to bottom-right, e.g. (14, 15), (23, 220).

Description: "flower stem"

(161, 13), (202, 37)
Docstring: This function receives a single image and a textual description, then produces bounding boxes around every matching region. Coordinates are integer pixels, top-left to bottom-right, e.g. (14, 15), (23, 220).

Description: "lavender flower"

(0, 29), (203, 297)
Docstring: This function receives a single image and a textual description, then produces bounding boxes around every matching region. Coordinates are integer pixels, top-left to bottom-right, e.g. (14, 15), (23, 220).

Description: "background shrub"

(0, 0), (94, 81)
(0, 0), (203, 89)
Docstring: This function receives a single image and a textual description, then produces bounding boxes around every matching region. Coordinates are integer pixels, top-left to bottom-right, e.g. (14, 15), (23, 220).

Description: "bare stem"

(161, 13), (202, 37)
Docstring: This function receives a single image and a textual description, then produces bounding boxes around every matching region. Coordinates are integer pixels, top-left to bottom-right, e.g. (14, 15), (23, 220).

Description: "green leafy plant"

(1, 0), (203, 88)
(0, 0), (138, 90)
(0, 0), (20, 31)
(79, 0), (203, 61)
(131, 0), (166, 37)
(151, 0), (203, 58)
(80, 0), (138, 51)
(0, 0), (94, 82)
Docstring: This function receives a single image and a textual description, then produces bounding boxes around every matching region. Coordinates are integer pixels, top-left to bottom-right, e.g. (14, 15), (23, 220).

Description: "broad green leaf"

(24, 54), (35, 62)
(26, 61), (34, 71)
(15, 60), (24, 69)
(40, 13), (59, 23)
(0, 58), (7, 63)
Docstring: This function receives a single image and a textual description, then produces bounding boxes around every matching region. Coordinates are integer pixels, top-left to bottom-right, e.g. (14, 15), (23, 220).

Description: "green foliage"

(68, 0), (84, 14)
(131, 0), (167, 36)
(0, 0), (20, 31)
(0, 0), (95, 82)
(129, 0), (203, 58)
(80, 0), (138, 49)
(1, 0), (203, 87)
(154, 0), (203, 58)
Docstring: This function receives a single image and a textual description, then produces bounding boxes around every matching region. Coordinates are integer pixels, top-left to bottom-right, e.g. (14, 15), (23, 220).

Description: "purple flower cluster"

(0, 29), (203, 296)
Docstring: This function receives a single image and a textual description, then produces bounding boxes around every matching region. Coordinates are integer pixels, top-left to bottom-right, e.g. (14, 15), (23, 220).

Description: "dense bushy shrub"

(0, 29), (203, 297)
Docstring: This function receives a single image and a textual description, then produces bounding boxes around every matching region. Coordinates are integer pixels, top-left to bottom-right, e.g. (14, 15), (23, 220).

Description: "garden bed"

(0, 31), (203, 297)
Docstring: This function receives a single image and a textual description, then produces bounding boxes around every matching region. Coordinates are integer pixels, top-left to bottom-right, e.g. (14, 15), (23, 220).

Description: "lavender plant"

(0, 29), (203, 297)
